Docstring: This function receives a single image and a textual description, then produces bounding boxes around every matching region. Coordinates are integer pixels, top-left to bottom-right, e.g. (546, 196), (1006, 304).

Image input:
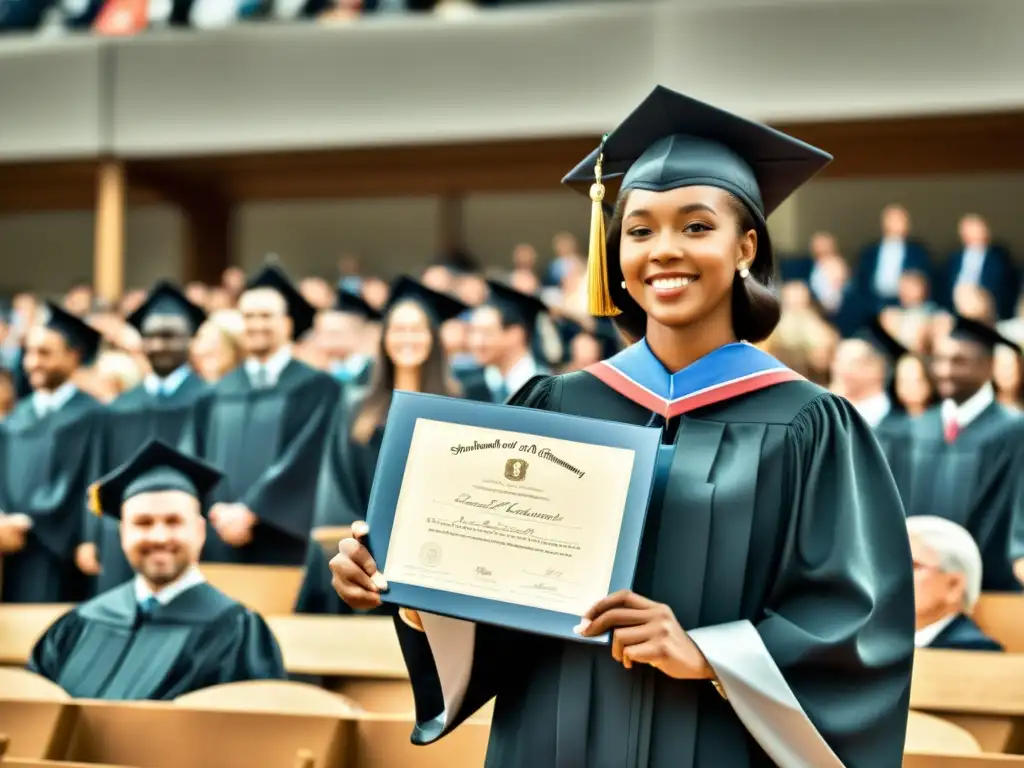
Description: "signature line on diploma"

(430, 500), (582, 531)
(521, 569), (581, 587)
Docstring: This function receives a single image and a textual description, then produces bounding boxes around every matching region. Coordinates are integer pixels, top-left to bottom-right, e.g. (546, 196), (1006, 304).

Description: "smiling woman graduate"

(329, 86), (915, 768)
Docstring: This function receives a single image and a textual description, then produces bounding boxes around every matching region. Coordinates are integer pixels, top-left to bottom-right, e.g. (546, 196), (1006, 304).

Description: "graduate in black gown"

(829, 316), (910, 462)
(189, 266), (341, 566)
(81, 282), (210, 594)
(894, 316), (1024, 591)
(330, 86), (915, 767)
(28, 439), (285, 699)
(0, 304), (104, 603)
(324, 288), (382, 390)
(296, 277), (467, 615)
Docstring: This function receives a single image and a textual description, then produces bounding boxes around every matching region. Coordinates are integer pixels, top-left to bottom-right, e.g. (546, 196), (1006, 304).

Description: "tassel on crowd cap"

(587, 137), (620, 317)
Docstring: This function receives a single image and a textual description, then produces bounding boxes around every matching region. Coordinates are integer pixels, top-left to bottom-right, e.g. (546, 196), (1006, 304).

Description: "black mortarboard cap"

(853, 317), (909, 364)
(562, 85), (832, 220)
(41, 301), (102, 366)
(485, 280), (548, 334)
(88, 439), (223, 520)
(387, 276), (469, 324)
(126, 281), (207, 336)
(949, 315), (1021, 354)
(336, 288), (383, 322)
(245, 265), (316, 339)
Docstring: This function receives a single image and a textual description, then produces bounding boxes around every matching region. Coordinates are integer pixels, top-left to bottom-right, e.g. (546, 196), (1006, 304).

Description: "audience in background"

(191, 310), (246, 383)
(894, 354), (938, 417)
(908, 515), (1003, 652)
(0, 202), (1021, 431)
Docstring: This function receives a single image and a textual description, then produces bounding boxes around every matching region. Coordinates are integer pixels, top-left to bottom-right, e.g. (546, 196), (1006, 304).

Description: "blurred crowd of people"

(768, 205), (1023, 414)
(0, 0), (566, 35)
(1, 205), (1023, 422)
(0, 230), (613, 419)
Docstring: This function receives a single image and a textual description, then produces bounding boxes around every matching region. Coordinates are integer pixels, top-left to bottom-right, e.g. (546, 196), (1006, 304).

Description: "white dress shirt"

(134, 564), (206, 607)
(809, 263), (843, 313)
(941, 382), (995, 432)
(245, 345), (293, 389)
(144, 365), (192, 398)
(956, 246), (987, 288)
(874, 238), (907, 298)
(850, 392), (892, 429)
(32, 380), (78, 419)
(914, 614), (957, 649)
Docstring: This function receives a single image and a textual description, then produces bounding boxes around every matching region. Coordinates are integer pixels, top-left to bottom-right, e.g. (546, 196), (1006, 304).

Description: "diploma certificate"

(386, 419), (634, 616)
(366, 391), (660, 642)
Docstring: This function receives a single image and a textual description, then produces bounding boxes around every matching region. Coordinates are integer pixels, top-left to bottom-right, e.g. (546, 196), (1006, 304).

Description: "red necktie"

(944, 419), (960, 444)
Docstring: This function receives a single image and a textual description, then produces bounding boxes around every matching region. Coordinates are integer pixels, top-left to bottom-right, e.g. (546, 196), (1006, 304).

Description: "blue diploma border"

(365, 390), (661, 645)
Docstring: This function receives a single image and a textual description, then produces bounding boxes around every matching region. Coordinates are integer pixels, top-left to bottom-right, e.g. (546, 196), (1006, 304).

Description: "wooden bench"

(2, 697), (489, 768)
(199, 564), (304, 616)
(973, 595), (1024, 654)
(905, 756), (1024, 767)
(906, 711), (981, 755)
(911, 649), (1024, 752)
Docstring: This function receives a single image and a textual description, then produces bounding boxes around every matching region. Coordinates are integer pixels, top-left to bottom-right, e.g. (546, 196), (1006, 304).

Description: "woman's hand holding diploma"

(329, 520), (389, 611)
(576, 590), (714, 681)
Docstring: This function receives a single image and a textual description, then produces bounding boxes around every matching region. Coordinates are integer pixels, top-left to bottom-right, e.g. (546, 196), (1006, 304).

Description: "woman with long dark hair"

(295, 277), (465, 615)
(329, 87), (914, 766)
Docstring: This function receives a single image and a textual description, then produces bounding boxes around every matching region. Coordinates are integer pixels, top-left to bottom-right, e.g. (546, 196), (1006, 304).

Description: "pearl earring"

(621, 281), (626, 290)
(739, 268), (750, 279)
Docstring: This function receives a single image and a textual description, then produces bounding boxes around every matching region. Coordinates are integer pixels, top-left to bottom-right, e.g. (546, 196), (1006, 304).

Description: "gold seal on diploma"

(504, 458), (529, 482)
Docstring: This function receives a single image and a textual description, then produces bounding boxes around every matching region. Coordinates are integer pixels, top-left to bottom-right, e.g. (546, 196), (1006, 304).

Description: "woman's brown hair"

(603, 191), (782, 345)
(350, 299), (461, 443)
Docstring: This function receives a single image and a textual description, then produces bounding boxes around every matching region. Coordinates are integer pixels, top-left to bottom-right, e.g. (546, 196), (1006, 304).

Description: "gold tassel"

(88, 483), (102, 517)
(587, 139), (621, 317)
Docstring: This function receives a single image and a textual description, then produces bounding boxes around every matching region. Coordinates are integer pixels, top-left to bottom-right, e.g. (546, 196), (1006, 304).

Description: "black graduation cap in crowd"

(245, 265), (316, 340)
(853, 317), (909, 365)
(41, 301), (102, 366)
(336, 288), (383, 322)
(386, 276), (469, 324)
(950, 315), (1022, 354)
(126, 281), (207, 336)
(88, 439), (223, 520)
(485, 280), (549, 334)
(561, 85), (833, 316)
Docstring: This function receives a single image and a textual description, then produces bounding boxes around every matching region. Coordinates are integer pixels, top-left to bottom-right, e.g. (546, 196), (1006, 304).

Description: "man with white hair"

(908, 516), (1003, 651)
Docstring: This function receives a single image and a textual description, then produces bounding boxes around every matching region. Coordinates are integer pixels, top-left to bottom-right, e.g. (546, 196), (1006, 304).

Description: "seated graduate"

(908, 515), (1003, 652)
(295, 276), (467, 615)
(329, 86), (915, 767)
(28, 439), (285, 700)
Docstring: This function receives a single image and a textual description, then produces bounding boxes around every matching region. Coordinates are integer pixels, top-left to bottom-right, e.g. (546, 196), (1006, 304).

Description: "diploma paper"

(383, 418), (636, 617)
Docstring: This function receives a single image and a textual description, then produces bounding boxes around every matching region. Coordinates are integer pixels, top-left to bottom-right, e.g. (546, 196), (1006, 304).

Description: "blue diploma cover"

(365, 391), (661, 643)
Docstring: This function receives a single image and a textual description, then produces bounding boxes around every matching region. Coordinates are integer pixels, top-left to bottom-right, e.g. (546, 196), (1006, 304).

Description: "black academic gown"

(928, 614), (1004, 652)
(87, 374), (209, 594)
(395, 373), (915, 767)
(454, 366), (496, 403)
(295, 397), (384, 616)
(874, 408), (910, 471)
(28, 580), (285, 699)
(894, 402), (1024, 591)
(191, 360), (340, 566)
(0, 390), (103, 603)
